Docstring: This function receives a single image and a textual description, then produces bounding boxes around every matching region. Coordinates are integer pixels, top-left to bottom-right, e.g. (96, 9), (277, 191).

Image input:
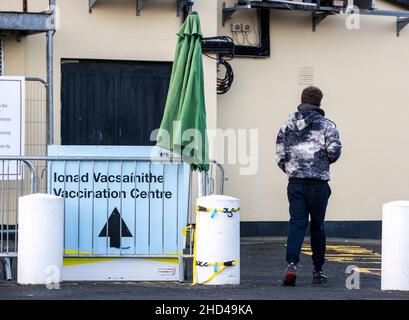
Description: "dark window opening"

(61, 59), (172, 146)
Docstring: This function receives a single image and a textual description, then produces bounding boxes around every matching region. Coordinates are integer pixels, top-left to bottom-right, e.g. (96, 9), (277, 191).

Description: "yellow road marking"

(358, 268), (382, 276)
(301, 243), (381, 275)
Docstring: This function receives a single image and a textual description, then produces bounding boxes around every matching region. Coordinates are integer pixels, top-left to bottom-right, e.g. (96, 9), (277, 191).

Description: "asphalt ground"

(1, 238), (409, 300)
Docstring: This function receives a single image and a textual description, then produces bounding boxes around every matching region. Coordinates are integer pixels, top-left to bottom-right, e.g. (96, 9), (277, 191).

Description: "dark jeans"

(286, 182), (331, 271)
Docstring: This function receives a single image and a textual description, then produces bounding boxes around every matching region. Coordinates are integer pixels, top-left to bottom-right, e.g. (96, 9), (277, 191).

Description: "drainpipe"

(46, 0), (56, 145)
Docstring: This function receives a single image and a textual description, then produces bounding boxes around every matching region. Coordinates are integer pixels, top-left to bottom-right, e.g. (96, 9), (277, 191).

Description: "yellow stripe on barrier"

(195, 205), (240, 213)
(63, 257), (118, 267)
(192, 216), (198, 285)
(144, 258), (179, 265)
(183, 225), (193, 237)
(64, 249), (92, 255)
(200, 266), (227, 284)
(192, 206), (240, 285)
(193, 259), (240, 285)
(204, 260), (240, 267)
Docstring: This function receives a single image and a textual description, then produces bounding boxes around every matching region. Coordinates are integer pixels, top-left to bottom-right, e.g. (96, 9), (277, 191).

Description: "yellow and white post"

(193, 195), (240, 285)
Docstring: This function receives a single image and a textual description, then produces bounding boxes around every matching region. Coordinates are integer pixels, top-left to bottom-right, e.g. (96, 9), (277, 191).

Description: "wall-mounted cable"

(202, 36), (235, 95)
(217, 58), (234, 95)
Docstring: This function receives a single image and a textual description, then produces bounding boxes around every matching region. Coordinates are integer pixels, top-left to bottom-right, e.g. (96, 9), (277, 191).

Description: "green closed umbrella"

(156, 12), (209, 172)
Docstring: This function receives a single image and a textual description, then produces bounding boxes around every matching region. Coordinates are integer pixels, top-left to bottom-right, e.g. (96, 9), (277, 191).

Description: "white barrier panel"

(382, 201), (409, 291)
(195, 195), (240, 285)
(18, 194), (64, 285)
(48, 146), (191, 282)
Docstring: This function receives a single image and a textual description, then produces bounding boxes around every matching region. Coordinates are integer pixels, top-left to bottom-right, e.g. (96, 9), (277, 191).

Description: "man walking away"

(275, 86), (342, 286)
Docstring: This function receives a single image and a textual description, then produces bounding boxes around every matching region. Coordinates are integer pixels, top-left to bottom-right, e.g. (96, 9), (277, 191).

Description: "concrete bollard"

(382, 201), (409, 291)
(17, 194), (64, 285)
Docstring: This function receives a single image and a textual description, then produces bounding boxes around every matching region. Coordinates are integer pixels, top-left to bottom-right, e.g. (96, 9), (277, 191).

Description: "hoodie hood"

(297, 103), (325, 116)
(286, 103), (325, 131)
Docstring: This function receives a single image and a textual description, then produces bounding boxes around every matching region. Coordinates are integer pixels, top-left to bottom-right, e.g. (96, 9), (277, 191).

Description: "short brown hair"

(301, 86), (323, 106)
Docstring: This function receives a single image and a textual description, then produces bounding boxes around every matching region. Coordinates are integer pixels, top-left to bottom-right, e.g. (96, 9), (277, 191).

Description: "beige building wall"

(218, 0), (409, 222)
(3, 0), (409, 224)
(2, 0), (218, 149)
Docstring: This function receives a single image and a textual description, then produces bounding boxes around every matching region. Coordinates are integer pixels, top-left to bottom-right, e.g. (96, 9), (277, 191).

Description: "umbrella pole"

(198, 171), (208, 197)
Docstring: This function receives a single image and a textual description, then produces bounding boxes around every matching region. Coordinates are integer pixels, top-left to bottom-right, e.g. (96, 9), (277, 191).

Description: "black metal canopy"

(222, 0), (409, 37)
(88, 0), (190, 17)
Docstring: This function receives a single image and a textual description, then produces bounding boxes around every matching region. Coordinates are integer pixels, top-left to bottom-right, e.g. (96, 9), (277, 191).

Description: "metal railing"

(0, 159), (37, 255)
(0, 155), (193, 282)
(25, 77), (48, 157)
(0, 154), (227, 281)
(0, 159), (37, 280)
(0, 77), (48, 280)
(208, 159), (227, 195)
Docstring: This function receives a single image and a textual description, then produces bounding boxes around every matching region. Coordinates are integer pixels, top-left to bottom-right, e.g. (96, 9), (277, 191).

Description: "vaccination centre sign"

(48, 146), (190, 281)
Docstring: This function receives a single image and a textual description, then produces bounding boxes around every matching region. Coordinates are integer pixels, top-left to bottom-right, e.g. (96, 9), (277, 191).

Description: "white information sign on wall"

(0, 76), (25, 178)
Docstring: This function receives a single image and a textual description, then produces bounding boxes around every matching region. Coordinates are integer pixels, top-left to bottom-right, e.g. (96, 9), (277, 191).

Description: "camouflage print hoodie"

(275, 103), (342, 181)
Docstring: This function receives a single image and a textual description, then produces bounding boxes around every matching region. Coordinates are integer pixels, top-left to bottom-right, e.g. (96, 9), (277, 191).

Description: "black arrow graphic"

(98, 207), (132, 248)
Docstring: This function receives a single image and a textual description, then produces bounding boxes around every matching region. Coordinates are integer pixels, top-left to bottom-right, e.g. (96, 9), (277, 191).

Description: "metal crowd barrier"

(0, 155), (195, 282)
(0, 159), (37, 280)
(208, 159), (226, 195)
